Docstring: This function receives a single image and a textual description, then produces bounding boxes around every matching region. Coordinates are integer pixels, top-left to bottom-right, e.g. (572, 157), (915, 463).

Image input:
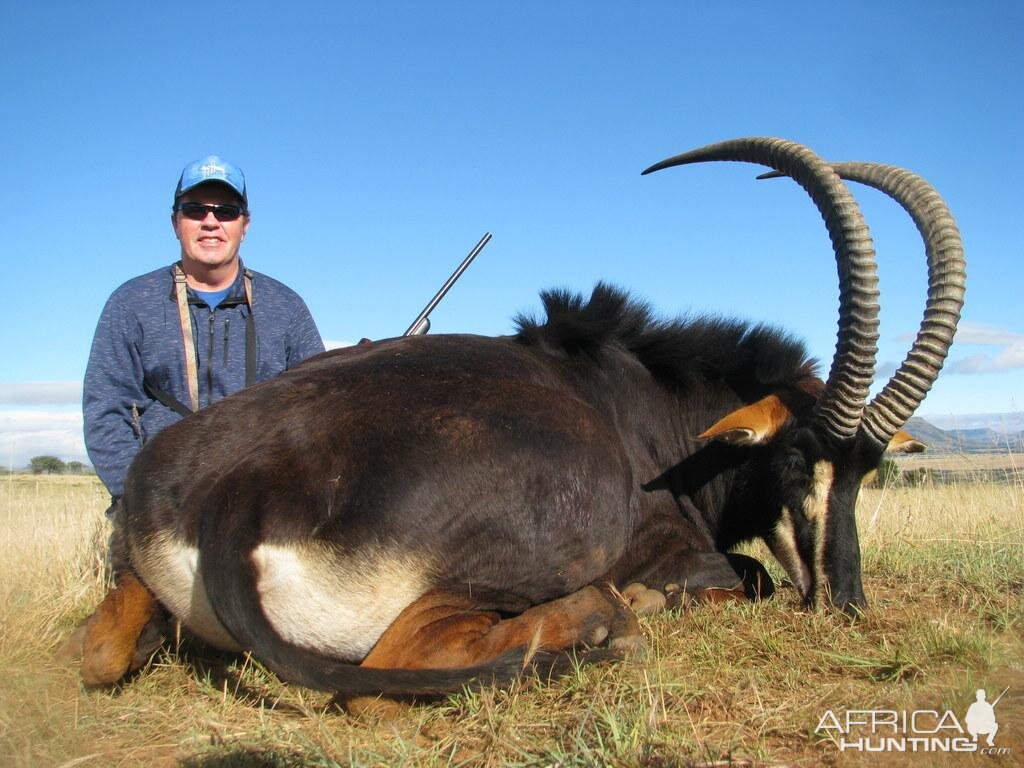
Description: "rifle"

(991, 686), (1009, 708)
(403, 232), (492, 336)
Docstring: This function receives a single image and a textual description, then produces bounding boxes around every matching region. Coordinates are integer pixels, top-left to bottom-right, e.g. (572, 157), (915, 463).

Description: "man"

(965, 689), (1000, 747)
(84, 155), (325, 504)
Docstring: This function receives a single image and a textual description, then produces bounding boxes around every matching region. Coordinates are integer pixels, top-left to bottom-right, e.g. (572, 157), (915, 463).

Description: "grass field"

(1, 469), (1021, 767)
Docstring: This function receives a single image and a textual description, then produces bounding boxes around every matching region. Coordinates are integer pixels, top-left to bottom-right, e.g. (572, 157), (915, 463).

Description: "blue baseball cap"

(174, 155), (248, 205)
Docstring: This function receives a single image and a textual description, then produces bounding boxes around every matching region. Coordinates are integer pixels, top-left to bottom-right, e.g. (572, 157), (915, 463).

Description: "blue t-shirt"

(193, 287), (231, 309)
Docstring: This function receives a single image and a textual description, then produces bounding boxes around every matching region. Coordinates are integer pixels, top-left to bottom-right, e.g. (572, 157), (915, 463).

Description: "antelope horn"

(827, 163), (965, 445)
(758, 164), (966, 446)
(643, 138), (879, 442)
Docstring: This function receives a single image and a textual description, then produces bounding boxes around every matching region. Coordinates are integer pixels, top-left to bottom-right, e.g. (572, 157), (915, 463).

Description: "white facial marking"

(808, 461), (835, 592)
(768, 506), (811, 596)
(804, 461), (834, 522)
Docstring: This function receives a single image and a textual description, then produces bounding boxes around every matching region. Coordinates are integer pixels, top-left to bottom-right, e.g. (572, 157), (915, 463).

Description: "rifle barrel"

(403, 232), (492, 336)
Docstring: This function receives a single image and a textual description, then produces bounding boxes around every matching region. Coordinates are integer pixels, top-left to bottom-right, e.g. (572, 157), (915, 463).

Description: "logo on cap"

(175, 154), (247, 204)
(200, 160), (227, 178)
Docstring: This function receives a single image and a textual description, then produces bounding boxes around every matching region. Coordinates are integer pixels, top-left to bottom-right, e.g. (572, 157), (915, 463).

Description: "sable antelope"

(76, 138), (965, 703)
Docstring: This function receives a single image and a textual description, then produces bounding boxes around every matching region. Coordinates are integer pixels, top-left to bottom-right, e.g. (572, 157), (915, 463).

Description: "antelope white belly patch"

(133, 534), (240, 651)
(251, 543), (431, 661)
(136, 535), (432, 661)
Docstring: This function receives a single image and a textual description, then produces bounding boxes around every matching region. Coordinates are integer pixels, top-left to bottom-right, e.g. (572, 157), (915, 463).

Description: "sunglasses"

(175, 202), (247, 222)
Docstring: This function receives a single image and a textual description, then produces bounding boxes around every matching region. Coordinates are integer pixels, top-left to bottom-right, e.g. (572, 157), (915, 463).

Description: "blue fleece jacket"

(83, 262), (325, 496)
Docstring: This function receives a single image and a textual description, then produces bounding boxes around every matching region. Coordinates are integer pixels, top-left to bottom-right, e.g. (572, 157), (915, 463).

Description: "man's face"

(171, 183), (250, 271)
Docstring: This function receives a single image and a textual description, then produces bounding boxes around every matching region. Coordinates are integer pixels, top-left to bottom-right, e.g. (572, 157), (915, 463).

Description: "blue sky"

(1, 2), (1021, 466)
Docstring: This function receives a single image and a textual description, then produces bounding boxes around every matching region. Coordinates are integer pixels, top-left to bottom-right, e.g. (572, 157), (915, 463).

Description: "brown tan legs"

(77, 572), (161, 686)
(362, 584), (639, 670)
(345, 584), (642, 716)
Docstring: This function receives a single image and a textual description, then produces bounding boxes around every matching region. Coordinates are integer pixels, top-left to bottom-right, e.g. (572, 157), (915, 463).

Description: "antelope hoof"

(621, 582), (667, 616)
(79, 572), (159, 686)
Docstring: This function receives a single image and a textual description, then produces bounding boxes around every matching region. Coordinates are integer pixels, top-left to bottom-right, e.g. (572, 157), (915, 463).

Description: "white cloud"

(953, 321), (1023, 347)
(0, 410), (87, 468)
(949, 341), (1024, 374)
(0, 381), (82, 405)
(945, 322), (1024, 374)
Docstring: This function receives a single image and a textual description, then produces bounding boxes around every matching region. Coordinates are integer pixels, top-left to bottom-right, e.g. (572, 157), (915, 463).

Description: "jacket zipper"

(207, 311), (215, 407)
(224, 318), (230, 366)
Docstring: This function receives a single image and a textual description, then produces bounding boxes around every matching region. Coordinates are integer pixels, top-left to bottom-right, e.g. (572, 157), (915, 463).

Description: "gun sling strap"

(143, 264), (255, 418)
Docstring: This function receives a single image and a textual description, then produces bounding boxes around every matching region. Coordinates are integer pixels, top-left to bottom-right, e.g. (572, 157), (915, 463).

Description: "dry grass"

(1, 470), (1021, 767)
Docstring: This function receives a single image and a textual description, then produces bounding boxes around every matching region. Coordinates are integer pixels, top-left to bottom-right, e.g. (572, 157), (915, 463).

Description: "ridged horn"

(759, 163), (967, 445)
(826, 164), (965, 445)
(643, 138), (880, 442)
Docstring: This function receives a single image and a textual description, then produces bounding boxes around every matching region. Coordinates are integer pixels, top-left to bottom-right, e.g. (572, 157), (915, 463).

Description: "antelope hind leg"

(79, 571), (164, 686)
(345, 584), (641, 717)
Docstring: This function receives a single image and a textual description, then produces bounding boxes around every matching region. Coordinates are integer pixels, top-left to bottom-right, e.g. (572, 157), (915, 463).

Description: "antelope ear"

(887, 429), (927, 453)
(698, 394), (793, 446)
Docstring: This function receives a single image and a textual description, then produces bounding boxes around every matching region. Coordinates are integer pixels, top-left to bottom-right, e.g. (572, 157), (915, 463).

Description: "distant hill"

(904, 417), (958, 451)
(905, 416), (1024, 454)
(924, 412), (1024, 434)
